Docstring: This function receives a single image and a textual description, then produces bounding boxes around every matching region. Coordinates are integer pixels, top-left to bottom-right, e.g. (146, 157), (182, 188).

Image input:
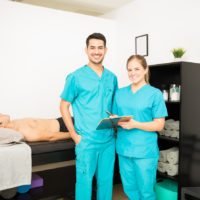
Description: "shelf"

(165, 101), (180, 104)
(157, 171), (178, 181)
(158, 135), (179, 143)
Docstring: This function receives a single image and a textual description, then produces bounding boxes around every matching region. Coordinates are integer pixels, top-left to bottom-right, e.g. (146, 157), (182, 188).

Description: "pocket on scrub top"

(105, 87), (114, 97)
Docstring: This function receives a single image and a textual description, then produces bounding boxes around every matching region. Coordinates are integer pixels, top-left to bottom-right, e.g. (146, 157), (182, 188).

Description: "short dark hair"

(86, 33), (106, 47)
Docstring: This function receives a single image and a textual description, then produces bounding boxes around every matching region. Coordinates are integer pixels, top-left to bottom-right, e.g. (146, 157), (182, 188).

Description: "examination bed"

(26, 139), (120, 200)
(27, 139), (75, 166)
(26, 139), (76, 199)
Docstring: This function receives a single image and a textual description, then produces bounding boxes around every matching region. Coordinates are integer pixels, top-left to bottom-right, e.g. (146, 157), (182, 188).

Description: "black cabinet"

(149, 61), (200, 200)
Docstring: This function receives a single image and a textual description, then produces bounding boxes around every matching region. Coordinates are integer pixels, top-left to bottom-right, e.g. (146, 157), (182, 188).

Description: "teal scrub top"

(60, 65), (118, 143)
(112, 84), (168, 158)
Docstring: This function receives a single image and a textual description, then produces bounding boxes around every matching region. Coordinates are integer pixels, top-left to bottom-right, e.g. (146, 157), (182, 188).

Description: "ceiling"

(12, 0), (133, 16)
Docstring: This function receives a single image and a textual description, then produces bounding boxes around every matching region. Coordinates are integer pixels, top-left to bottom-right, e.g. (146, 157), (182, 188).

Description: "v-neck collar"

(129, 84), (149, 96)
(85, 65), (105, 80)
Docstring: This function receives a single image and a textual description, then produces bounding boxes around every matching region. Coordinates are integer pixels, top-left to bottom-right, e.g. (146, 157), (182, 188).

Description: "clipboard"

(96, 116), (132, 130)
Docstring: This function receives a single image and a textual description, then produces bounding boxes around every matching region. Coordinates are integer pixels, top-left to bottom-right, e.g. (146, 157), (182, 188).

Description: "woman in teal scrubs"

(112, 55), (168, 200)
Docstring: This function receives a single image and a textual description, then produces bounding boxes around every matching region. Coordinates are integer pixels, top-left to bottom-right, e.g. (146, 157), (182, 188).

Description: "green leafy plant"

(171, 48), (186, 58)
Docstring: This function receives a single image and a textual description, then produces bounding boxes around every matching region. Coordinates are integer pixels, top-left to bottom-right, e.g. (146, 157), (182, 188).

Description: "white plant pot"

(174, 58), (182, 62)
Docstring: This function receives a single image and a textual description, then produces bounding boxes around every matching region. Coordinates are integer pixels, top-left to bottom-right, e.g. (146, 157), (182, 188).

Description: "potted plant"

(171, 48), (186, 61)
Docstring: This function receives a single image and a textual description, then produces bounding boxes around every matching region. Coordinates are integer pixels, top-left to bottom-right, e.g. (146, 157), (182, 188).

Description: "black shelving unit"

(157, 171), (178, 181)
(158, 135), (179, 143)
(149, 61), (200, 200)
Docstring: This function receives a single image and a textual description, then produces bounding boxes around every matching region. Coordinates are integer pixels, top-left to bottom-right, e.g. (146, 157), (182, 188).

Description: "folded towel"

(0, 128), (24, 145)
(167, 148), (179, 164)
(0, 143), (32, 191)
(166, 164), (178, 176)
(159, 147), (178, 162)
(157, 162), (168, 173)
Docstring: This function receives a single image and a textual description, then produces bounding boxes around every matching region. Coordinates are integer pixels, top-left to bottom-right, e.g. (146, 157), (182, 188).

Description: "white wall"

(0, 1), (117, 118)
(102, 0), (200, 87)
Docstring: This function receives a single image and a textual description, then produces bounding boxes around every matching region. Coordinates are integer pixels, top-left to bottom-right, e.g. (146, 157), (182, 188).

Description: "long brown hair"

(126, 55), (150, 84)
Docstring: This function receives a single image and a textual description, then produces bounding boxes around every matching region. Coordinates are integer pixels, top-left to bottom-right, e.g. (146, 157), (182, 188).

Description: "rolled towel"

(166, 119), (175, 123)
(159, 150), (168, 162)
(170, 130), (179, 138)
(159, 147), (178, 162)
(165, 120), (180, 131)
(164, 130), (174, 137)
(164, 119), (175, 129)
(170, 121), (179, 131)
(158, 129), (166, 136)
(157, 162), (168, 173)
(166, 164), (178, 176)
(167, 148), (179, 164)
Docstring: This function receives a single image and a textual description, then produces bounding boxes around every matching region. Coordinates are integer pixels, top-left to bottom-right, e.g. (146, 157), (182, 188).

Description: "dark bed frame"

(28, 139), (75, 166)
(23, 140), (76, 200)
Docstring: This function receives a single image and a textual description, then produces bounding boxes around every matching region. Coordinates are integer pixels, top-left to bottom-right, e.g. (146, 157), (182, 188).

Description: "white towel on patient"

(166, 164), (178, 176)
(167, 148), (179, 164)
(0, 143), (32, 191)
(159, 147), (178, 162)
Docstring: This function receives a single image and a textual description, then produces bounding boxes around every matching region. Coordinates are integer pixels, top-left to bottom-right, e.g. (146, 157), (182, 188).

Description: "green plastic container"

(155, 178), (178, 200)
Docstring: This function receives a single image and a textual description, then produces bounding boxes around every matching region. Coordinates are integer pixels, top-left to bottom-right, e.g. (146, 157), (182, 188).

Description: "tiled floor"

(112, 184), (128, 200)
(62, 184), (128, 200)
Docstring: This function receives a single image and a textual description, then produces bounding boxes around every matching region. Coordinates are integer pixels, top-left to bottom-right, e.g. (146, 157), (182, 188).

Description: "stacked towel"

(167, 148), (179, 164)
(165, 120), (179, 130)
(158, 147), (179, 176)
(157, 162), (168, 173)
(159, 147), (178, 162)
(158, 119), (180, 139)
(166, 164), (178, 176)
(157, 162), (179, 176)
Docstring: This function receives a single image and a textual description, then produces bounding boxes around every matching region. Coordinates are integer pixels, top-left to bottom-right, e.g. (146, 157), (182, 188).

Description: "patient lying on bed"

(0, 113), (71, 142)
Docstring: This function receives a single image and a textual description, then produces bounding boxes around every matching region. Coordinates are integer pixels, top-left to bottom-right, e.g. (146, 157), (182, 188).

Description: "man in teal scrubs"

(60, 33), (118, 200)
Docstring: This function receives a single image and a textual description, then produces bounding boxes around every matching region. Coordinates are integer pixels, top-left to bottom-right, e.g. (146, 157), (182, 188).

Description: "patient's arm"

(46, 131), (71, 142)
(0, 116), (71, 142)
(21, 128), (71, 142)
(0, 113), (11, 128)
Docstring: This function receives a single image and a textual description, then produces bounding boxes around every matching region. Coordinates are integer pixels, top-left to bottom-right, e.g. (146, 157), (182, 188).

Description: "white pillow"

(0, 128), (24, 145)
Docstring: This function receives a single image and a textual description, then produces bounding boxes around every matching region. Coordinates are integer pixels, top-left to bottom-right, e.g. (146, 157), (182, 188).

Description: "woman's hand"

(109, 114), (118, 118)
(118, 119), (139, 130)
(118, 118), (165, 131)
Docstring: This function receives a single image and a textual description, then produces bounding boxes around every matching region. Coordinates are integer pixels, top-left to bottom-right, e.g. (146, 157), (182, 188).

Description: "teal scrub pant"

(75, 136), (115, 200)
(118, 155), (158, 200)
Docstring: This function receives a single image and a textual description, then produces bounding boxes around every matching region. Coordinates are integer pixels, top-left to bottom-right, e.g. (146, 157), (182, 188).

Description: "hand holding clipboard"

(96, 111), (132, 130)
